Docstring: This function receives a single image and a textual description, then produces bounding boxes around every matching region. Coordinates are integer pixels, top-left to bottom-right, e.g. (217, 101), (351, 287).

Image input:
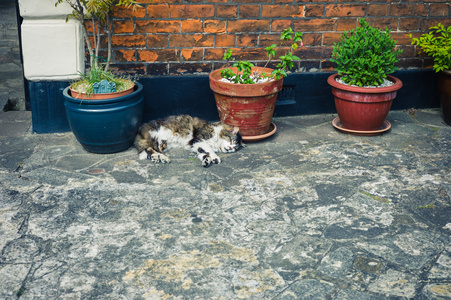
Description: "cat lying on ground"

(134, 115), (244, 167)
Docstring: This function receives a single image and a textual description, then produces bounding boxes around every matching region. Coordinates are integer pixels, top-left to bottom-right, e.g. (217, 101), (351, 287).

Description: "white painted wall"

(19, 0), (84, 81)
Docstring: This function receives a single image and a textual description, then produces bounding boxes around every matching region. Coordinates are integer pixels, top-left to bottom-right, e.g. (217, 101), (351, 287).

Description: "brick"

(181, 20), (203, 33)
(336, 18), (358, 31)
(237, 34), (258, 47)
(272, 20), (292, 32)
(111, 5), (146, 18)
(137, 49), (180, 62)
(274, 0), (294, 4)
(227, 20), (270, 33)
(213, 61), (230, 70)
(146, 35), (169, 48)
(293, 19), (336, 32)
(146, 63), (168, 76)
(138, 50), (161, 63)
(204, 20), (226, 33)
(300, 60), (320, 72)
(421, 18), (451, 30)
(305, 4), (324, 17)
(114, 49), (136, 62)
(205, 48), (226, 60)
(229, 48), (268, 61)
(215, 34), (236, 47)
(217, 5), (238, 18)
(429, 3), (449, 16)
(397, 45), (416, 58)
(389, 4), (428, 16)
(391, 32), (414, 45)
(322, 32), (341, 46)
(239, 5), (260, 18)
(301, 0), (333, 2)
(297, 46), (332, 59)
(136, 20), (180, 33)
(366, 18), (398, 31)
(113, 21), (134, 34)
(422, 57), (434, 69)
(368, 4), (388, 16)
(396, 58), (423, 69)
(234, 0), (271, 3)
(325, 4), (367, 17)
(110, 64), (145, 75)
(169, 63), (212, 75)
(182, 48), (204, 61)
(399, 18), (420, 31)
(147, 5), (170, 18)
(111, 35), (145, 47)
(301, 33), (322, 46)
(171, 5), (215, 18)
(262, 5), (303, 18)
(85, 21), (105, 34)
(321, 59), (336, 72)
(138, 0), (180, 4)
(259, 34), (281, 47)
(169, 34), (214, 47)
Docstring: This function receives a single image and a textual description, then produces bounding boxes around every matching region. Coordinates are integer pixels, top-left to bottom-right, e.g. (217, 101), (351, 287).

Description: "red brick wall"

(109, 0), (451, 76)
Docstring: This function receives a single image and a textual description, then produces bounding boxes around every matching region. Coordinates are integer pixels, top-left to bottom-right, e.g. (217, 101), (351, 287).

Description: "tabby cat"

(134, 115), (244, 167)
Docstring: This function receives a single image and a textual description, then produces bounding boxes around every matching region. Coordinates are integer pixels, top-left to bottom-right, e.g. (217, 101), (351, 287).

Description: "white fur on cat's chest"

(149, 127), (192, 150)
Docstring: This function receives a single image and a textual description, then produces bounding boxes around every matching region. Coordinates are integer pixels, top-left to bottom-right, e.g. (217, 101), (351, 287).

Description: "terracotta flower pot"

(438, 69), (451, 126)
(209, 67), (283, 137)
(327, 73), (403, 131)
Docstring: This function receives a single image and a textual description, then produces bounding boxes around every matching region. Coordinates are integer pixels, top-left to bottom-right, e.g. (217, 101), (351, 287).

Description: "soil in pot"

(70, 78), (135, 100)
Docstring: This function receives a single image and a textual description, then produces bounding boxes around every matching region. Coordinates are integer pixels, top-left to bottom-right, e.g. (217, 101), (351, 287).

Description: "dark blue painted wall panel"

(29, 70), (440, 133)
(29, 81), (71, 133)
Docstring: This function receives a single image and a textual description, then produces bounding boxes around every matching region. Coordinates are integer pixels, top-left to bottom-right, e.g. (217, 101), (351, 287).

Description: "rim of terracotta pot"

(69, 81), (135, 100)
(209, 66), (283, 97)
(64, 82), (143, 105)
(327, 73), (403, 94)
(440, 69), (451, 76)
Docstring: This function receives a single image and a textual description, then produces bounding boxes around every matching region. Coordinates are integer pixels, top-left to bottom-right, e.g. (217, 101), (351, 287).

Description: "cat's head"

(219, 125), (244, 153)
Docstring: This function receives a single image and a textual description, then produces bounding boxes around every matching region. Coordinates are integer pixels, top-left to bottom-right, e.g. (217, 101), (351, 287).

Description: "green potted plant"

(209, 28), (303, 141)
(56, 0), (144, 153)
(410, 23), (451, 126)
(327, 18), (403, 135)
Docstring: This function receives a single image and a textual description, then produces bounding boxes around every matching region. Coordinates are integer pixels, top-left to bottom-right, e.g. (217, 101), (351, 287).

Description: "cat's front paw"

(201, 155), (212, 168)
(211, 154), (221, 165)
(151, 153), (170, 164)
(138, 151), (148, 160)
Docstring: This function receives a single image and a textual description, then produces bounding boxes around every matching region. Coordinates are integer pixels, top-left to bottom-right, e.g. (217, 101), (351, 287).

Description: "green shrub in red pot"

(410, 23), (451, 126)
(328, 19), (403, 134)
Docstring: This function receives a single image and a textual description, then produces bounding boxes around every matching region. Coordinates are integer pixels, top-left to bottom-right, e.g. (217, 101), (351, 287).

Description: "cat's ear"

(231, 127), (240, 135)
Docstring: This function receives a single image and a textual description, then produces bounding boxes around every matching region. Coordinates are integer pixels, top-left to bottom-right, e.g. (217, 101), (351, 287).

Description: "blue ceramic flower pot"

(63, 82), (143, 154)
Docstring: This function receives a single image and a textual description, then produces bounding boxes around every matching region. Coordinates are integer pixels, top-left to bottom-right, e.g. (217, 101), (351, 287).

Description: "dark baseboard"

(29, 69), (440, 133)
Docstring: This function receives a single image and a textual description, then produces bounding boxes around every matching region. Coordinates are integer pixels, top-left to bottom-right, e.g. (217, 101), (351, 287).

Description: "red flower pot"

(438, 70), (451, 126)
(327, 73), (403, 131)
(209, 67), (283, 137)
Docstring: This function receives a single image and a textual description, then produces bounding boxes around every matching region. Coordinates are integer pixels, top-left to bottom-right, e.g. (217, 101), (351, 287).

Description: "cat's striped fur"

(134, 115), (243, 167)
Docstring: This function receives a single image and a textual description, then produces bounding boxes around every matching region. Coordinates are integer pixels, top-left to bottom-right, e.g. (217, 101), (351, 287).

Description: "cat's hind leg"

(191, 142), (221, 167)
(135, 127), (170, 163)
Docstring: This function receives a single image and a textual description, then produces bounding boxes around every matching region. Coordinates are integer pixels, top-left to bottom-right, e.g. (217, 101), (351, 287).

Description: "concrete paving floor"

(0, 109), (450, 299)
